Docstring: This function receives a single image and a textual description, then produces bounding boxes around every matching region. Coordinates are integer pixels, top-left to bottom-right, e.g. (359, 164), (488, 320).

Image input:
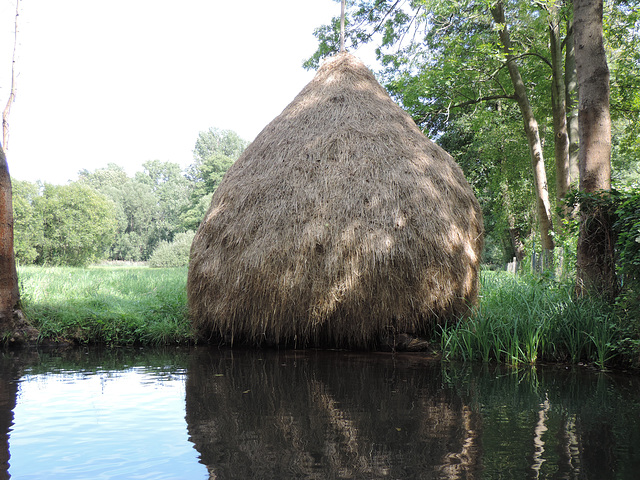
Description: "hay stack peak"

(188, 52), (483, 348)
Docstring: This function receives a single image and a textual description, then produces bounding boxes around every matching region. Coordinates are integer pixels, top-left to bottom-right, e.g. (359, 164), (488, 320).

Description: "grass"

(440, 270), (636, 369)
(17, 265), (192, 346)
(14, 266), (639, 369)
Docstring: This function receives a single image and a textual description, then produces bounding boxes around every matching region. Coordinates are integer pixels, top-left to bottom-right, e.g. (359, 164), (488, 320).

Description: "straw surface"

(188, 52), (483, 348)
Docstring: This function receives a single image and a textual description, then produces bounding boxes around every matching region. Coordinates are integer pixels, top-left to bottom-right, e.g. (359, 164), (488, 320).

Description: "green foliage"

(612, 185), (640, 282)
(148, 231), (195, 268)
(611, 185), (640, 324)
(37, 183), (117, 266)
(309, 0), (640, 265)
(18, 266), (191, 345)
(78, 161), (192, 262)
(564, 185), (640, 309)
(182, 128), (249, 230)
(15, 128), (245, 266)
(440, 271), (630, 369)
(79, 164), (159, 261)
(135, 160), (190, 243)
(11, 180), (43, 264)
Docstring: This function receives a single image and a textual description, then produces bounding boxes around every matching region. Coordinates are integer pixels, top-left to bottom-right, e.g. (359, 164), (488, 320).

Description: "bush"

(148, 231), (195, 268)
(613, 185), (640, 287)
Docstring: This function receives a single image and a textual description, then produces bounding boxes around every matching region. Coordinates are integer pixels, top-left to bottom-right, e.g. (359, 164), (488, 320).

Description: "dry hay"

(188, 52), (484, 348)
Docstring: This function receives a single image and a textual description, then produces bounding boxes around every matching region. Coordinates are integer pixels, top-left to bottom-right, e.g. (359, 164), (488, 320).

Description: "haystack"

(188, 52), (483, 348)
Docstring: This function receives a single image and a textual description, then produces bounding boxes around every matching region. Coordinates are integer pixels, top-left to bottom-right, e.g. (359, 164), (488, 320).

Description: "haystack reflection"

(185, 349), (480, 479)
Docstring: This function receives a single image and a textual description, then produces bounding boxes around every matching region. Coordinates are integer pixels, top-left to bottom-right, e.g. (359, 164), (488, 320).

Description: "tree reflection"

(0, 351), (40, 480)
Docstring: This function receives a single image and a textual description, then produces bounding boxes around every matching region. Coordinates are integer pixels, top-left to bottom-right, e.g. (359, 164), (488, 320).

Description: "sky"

(0, 0), (353, 185)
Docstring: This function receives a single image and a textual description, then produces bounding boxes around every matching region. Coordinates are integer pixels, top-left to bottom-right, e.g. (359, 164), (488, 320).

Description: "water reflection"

(444, 364), (640, 479)
(185, 349), (481, 479)
(1, 348), (639, 479)
(185, 349), (640, 480)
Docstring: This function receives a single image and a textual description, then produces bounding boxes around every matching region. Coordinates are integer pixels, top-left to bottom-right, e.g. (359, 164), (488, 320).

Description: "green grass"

(14, 266), (639, 368)
(439, 270), (635, 369)
(17, 265), (192, 346)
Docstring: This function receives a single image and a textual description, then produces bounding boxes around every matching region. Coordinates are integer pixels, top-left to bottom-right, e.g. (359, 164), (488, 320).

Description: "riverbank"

(13, 266), (640, 370)
(17, 266), (191, 346)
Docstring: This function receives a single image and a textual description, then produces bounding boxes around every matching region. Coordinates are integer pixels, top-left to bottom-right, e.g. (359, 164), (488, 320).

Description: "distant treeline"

(12, 128), (248, 267)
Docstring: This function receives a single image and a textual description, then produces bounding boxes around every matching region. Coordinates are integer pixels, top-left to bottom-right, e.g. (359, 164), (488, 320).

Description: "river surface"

(1, 347), (639, 479)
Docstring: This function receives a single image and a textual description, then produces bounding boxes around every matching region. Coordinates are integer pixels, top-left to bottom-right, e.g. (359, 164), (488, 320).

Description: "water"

(1, 348), (639, 479)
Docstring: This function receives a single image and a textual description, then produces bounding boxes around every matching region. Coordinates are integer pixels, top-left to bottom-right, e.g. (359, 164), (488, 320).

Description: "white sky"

(0, 0), (346, 184)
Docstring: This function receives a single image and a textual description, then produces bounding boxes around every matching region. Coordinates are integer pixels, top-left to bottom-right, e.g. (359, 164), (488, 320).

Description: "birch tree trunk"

(549, 5), (570, 210)
(491, 1), (555, 252)
(565, 18), (580, 189)
(573, 0), (616, 297)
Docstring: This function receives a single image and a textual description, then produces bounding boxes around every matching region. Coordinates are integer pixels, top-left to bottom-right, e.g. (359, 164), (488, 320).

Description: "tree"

(182, 128), (249, 230)
(573, 0), (616, 296)
(11, 180), (43, 264)
(308, 0), (639, 265)
(79, 164), (159, 261)
(308, 0), (561, 258)
(490, 0), (555, 253)
(0, 146), (36, 342)
(37, 183), (117, 266)
(135, 160), (190, 244)
(2, 0), (19, 152)
(0, 0), (37, 343)
(0, 146), (19, 327)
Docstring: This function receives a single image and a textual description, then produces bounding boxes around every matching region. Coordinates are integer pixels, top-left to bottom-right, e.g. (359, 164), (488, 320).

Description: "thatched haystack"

(188, 51), (483, 348)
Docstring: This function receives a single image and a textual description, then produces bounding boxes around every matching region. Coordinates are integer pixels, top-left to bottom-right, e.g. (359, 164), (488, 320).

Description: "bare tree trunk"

(0, 147), (19, 328)
(573, 0), (616, 297)
(0, 0), (37, 344)
(491, 1), (555, 252)
(565, 18), (580, 189)
(549, 5), (570, 212)
(2, 0), (20, 153)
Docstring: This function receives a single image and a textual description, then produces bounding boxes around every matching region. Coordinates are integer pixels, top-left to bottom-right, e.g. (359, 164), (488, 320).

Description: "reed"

(440, 271), (620, 367)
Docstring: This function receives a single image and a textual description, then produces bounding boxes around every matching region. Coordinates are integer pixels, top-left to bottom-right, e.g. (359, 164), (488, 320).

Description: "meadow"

(18, 265), (191, 346)
(16, 266), (639, 369)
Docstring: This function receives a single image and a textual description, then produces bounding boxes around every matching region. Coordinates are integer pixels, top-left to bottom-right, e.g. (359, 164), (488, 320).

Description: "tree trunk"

(2, 0), (19, 153)
(565, 18), (580, 189)
(573, 0), (616, 297)
(0, 147), (19, 326)
(0, 146), (36, 344)
(491, 1), (555, 252)
(549, 6), (570, 211)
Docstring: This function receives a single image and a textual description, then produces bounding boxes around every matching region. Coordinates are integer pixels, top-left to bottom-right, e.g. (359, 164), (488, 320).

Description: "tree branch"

(2, 0), (20, 153)
(449, 94), (517, 109)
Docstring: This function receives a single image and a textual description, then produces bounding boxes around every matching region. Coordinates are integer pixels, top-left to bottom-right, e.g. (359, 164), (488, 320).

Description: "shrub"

(148, 231), (195, 268)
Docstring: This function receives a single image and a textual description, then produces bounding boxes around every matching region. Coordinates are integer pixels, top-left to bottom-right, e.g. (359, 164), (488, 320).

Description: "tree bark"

(565, 18), (580, 189)
(0, 148), (19, 326)
(0, 145), (36, 344)
(491, 1), (555, 252)
(0, 150), (18, 316)
(573, 0), (616, 297)
(549, 6), (570, 211)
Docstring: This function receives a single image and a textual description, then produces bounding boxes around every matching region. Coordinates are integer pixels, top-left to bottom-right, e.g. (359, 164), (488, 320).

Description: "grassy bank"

(440, 271), (640, 369)
(18, 266), (191, 345)
(15, 266), (639, 368)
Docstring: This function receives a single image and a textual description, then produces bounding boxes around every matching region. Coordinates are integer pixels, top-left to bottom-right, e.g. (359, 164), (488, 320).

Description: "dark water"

(1, 348), (639, 479)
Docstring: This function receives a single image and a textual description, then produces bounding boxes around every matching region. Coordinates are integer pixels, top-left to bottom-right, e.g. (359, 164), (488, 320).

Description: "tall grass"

(17, 266), (191, 345)
(440, 271), (623, 369)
